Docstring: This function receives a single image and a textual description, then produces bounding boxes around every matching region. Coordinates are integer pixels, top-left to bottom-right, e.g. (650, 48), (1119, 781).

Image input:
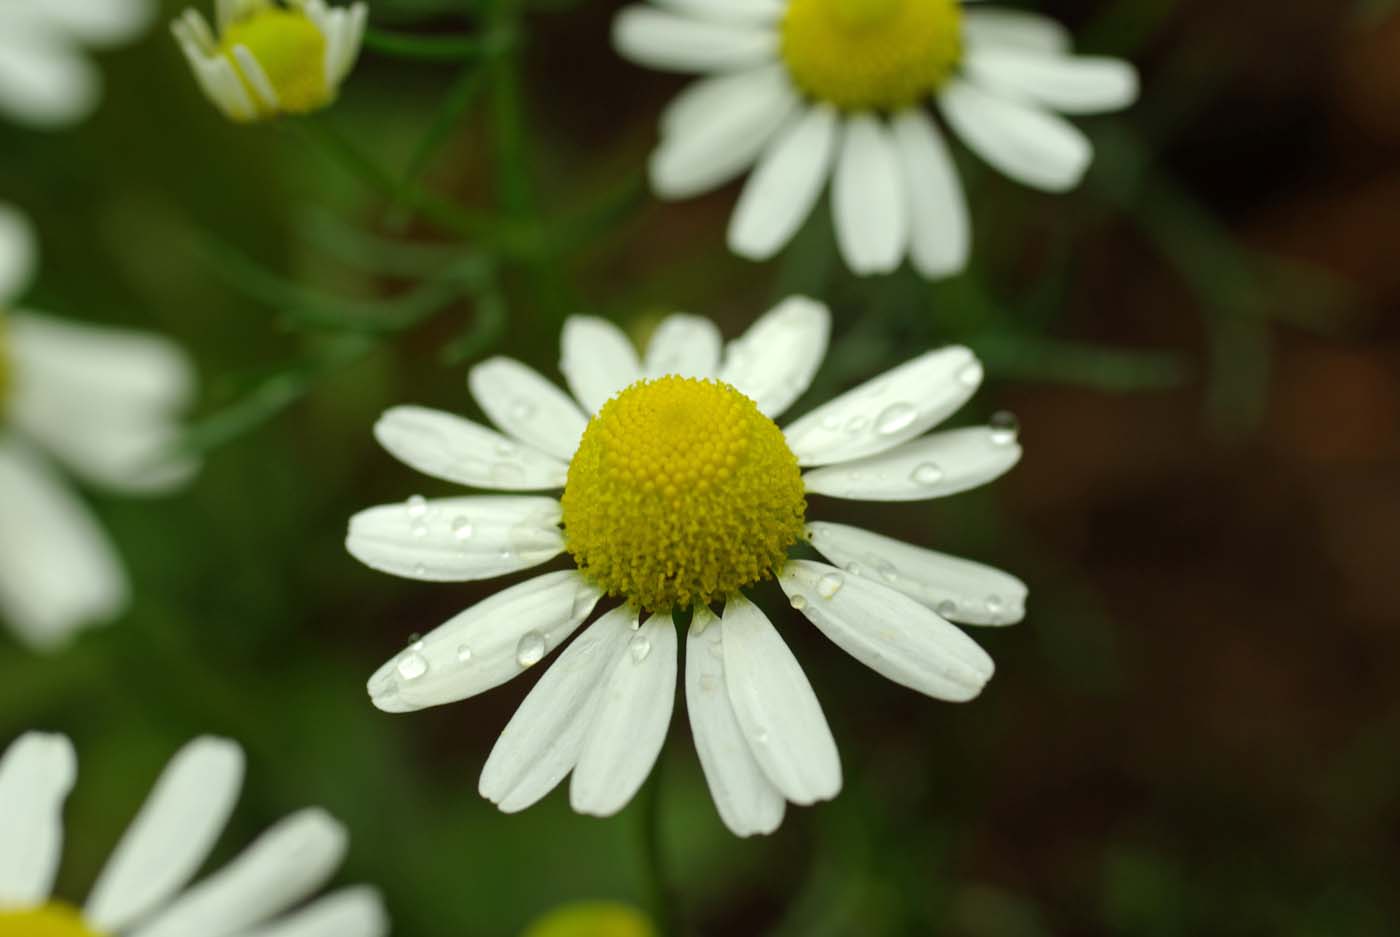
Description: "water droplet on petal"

(495, 440), (518, 457)
(451, 516), (473, 541)
(911, 462), (944, 486)
(516, 631), (546, 668)
(407, 636), (424, 650)
(844, 415), (870, 435)
(936, 599), (958, 619)
(868, 556), (897, 583)
(985, 595), (1004, 616)
(629, 633), (652, 662)
(396, 652), (428, 681)
(406, 494), (428, 518)
(816, 572), (844, 599)
(820, 412), (843, 431)
(989, 411), (1019, 446)
(412, 562), (427, 577)
(789, 593), (808, 610)
(957, 360), (984, 387)
(411, 522), (428, 538)
(510, 399), (534, 421)
(876, 402), (918, 435)
(456, 644), (473, 664)
(845, 561), (863, 577)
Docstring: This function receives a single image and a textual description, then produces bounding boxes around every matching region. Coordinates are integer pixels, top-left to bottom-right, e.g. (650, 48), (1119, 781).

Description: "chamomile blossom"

(0, 0), (153, 128)
(613, 0), (1139, 278)
(171, 0), (367, 122)
(0, 732), (388, 937)
(349, 298), (1026, 836)
(0, 204), (197, 650)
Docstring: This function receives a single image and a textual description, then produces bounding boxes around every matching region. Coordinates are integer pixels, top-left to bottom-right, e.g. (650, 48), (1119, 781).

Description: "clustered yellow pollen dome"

(220, 6), (331, 116)
(781, 0), (963, 111)
(561, 376), (807, 612)
(0, 904), (104, 937)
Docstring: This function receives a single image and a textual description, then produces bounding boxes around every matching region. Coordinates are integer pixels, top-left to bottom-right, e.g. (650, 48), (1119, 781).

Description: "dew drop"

(845, 561), (863, 577)
(816, 572), (845, 599)
(936, 599), (958, 619)
(495, 440), (518, 458)
(985, 594), (1004, 616)
(910, 462), (944, 486)
(875, 402), (918, 436)
(509, 399), (534, 421)
(396, 652), (428, 681)
(629, 633), (652, 663)
(789, 593), (808, 610)
(456, 644), (474, 664)
(406, 635), (424, 650)
(451, 516), (474, 541)
(410, 522), (428, 538)
(412, 562), (427, 577)
(844, 415), (870, 435)
(989, 411), (1019, 446)
(820, 412), (843, 431)
(515, 631), (546, 668)
(957, 360), (984, 387)
(754, 729), (770, 745)
(869, 556), (897, 583)
(406, 494), (428, 518)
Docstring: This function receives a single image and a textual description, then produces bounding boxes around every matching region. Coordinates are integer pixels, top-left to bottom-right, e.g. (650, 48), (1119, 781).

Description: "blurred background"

(2, 0), (1398, 934)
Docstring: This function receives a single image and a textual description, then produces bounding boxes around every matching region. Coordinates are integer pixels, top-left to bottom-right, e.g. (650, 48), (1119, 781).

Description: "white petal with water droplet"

(721, 598), (841, 805)
(802, 426), (1022, 501)
(373, 406), (568, 491)
(964, 51), (1139, 115)
(612, 6), (779, 73)
(0, 732), (75, 906)
(560, 316), (643, 415)
(783, 346), (981, 467)
(468, 357), (588, 461)
(806, 522), (1027, 625)
(780, 560), (994, 702)
(686, 608), (786, 836)
(85, 738), (245, 932)
(644, 314), (722, 378)
(571, 614), (679, 816)
(129, 809), (346, 937)
(717, 296), (830, 419)
(367, 571), (603, 712)
(346, 496), (563, 582)
(480, 607), (637, 812)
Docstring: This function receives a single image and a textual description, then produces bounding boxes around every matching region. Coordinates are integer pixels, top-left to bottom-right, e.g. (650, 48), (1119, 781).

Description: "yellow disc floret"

(0, 904), (105, 937)
(781, 0), (963, 112)
(562, 377), (807, 612)
(220, 6), (330, 117)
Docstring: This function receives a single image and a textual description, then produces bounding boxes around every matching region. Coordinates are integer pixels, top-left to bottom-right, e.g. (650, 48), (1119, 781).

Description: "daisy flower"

(0, 204), (197, 650)
(0, 0), (153, 128)
(349, 298), (1026, 836)
(171, 0), (367, 122)
(612, 0), (1139, 278)
(0, 732), (388, 937)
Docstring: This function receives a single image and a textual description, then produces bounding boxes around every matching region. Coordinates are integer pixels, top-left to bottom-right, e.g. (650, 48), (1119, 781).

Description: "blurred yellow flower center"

(220, 7), (330, 117)
(562, 376), (806, 612)
(521, 902), (657, 937)
(781, 0), (963, 111)
(0, 904), (104, 937)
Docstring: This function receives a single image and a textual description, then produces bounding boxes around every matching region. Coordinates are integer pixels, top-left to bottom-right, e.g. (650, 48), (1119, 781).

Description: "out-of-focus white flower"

(0, 204), (198, 651)
(0, 0), (154, 128)
(613, 0), (1139, 279)
(171, 0), (368, 122)
(0, 732), (389, 937)
(349, 298), (1026, 836)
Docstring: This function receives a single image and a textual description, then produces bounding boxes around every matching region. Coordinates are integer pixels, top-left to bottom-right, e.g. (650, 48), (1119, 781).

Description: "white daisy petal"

(685, 608), (785, 836)
(961, 8), (1073, 55)
(570, 614), (679, 817)
(780, 560), (994, 702)
(560, 316), (642, 414)
(0, 732), (76, 907)
(644, 314), (722, 379)
(807, 522), (1027, 625)
(234, 886), (389, 937)
(782, 346), (982, 467)
(653, 0), (785, 27)
(939, 78), (1092, 192)
(468, 357), (588, 462)
(27, 0), (154, 45)
(130, 809), (347, 937)
(85, 738), (245, 932)
(6, 314), (197, 494)
(0, 31), (99, 128)
(346, 496), (564, 583)
(720, 597), (840, 806)
(0, 439), (127, 650)
(832, 114), (909, 276)
(801, 425), (1022, 501)
(367, 570), (603, 713)
(0, 203), (37, 301)
(480, 607), (637, 813)
(717, 296), (830, 419)
(728, 103), (839, 261)
(891, 108), (970, 279)
(613, 6), (779, 73)
(649, 65), (798, 199)
(373, 406), (568, 491)
(964, 50), (1139, 115)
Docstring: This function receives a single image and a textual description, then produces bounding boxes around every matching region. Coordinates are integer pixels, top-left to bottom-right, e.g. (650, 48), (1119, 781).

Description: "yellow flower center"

(0, 904), (105, 937)
(219, 7), (330, 117)
(521, 902), (656, 937)
(781, 0), (963, 111)
(561, 377), (806, 612)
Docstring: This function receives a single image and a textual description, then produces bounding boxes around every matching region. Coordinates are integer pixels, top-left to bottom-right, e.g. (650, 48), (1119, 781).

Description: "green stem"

(362, 25), (513, 62)
(640, 766), (682, 936)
